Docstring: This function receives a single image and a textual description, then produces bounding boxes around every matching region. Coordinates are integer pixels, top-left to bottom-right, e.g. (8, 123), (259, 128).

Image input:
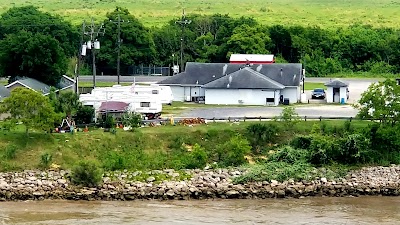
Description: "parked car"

(311, 88), (326, 99)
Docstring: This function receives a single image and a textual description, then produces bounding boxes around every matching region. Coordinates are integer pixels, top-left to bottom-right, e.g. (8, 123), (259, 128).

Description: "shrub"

(279, 106), (300, 129)
(104, 115), (115, 129)
(308, 135), (339, 165)
(70, 160), (103, 187)
(337, 134), (371, 164)
(185, 143), (208, 169)
(121, 112), (142, 131)
(343, 120), (354, 133)
(234, 162), (315, 183)
(40, 153), (53, 169)
(75, 105), (94, 124)
(217, 135), (251, 167)
(102, 152), (128, 171)
(246, 123), (279, 153)
(4, 144), (18, 160)
(290, 135), (312, 150)
(268, 146), (309, 164)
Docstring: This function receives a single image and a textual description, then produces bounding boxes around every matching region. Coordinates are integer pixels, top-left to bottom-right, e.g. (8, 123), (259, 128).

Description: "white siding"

(205, 89), (280, 106)
(326, 87), (334, 103)
(280, 87), (299, 104)
(169, 86), (185, 102)
(339, 87), (347, 103)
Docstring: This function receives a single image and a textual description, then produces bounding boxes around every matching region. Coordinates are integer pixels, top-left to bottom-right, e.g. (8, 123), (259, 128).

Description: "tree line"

(1, 6), (399, 85)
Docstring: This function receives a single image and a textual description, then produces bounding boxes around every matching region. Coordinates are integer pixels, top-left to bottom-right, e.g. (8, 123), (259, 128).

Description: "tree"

(0, 6), (79, 57)
(227, 24), (272, 57)
(0, 31), (67, 86)
(97, 7), (156, 74)
(49, 90), (81, 117)
(75, 106), (94, 125)
(355, 79), (400, 124)
(0, 87), (60, 136)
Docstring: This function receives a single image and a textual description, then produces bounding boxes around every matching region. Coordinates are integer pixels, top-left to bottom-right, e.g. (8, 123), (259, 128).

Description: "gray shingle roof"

(58, 75), (75, 89)
(324, 79), (348, 88)
(0, 85), (10, 99)
(16, 78), (51, 94)
(203, 67), (285, 89)
(157, 62), (302, 87)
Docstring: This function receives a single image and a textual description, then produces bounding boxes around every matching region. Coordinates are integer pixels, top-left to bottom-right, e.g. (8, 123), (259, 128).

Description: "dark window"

(266, 98), (274, 103)
(140, 102), (150, 107)
(152, 90), (158, 94)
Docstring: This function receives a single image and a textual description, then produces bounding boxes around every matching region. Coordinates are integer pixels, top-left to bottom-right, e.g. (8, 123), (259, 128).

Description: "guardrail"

(141, 116), (363, 124)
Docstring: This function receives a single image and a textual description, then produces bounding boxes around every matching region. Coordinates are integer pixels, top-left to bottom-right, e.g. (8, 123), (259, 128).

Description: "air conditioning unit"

(185, 96), (191, 102)
(238, 100), (244, 104)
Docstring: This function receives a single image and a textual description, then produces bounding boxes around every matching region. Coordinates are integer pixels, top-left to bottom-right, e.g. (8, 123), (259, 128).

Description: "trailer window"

(152, 90), (158, 94)
(266, 98), (274, 103)
(140, 102), (150, 107)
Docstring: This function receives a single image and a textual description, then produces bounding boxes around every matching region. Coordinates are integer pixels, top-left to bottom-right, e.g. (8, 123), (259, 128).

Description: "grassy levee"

(2, 0), (400, 28)
(0, 120), (371, 172)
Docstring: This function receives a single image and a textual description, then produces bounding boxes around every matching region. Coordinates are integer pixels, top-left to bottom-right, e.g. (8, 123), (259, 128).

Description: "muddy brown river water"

(0, 197), (399, 225)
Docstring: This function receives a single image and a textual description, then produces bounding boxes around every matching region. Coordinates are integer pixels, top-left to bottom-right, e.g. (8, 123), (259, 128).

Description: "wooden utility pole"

(175, 9), (191, 72)
(111, 14), (129, 84)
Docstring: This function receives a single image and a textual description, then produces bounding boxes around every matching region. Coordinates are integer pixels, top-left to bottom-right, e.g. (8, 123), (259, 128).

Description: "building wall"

(280, 87), (299, 104)
(6, 83), (25, 92)
(326, 87), (334, 103)
(340, 87), (348, 103)
(169, 86), (185, 101)
(204, 89), (280, 106)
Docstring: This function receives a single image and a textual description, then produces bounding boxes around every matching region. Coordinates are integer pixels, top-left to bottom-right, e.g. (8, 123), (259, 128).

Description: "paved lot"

(179, 105), (358, 118)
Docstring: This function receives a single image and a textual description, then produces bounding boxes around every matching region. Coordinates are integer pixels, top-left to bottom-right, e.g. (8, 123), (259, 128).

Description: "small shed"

(324, 79), (349, 104)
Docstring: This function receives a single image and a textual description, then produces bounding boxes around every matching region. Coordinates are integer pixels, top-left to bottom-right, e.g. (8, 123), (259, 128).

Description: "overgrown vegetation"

(70, 160), (103, 187)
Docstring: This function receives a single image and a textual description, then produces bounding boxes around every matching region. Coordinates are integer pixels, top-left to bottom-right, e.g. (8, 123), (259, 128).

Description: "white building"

(158, 62), (303, 106)
(324, 79), (349, 104)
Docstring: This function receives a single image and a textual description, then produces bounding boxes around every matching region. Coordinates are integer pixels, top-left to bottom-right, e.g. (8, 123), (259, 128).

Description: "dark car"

(311, 88), (326, 99)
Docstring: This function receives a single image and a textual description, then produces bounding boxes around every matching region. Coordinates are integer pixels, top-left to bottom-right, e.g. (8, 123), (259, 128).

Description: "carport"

(324, 79), (349, 104)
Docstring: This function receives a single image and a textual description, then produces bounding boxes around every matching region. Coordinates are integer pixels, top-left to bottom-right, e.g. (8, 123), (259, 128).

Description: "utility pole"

(175, 9), (191, 72)
(81, 18), (105, 89)
(75, 20), (86, 94)
(110, 14), (128, 84)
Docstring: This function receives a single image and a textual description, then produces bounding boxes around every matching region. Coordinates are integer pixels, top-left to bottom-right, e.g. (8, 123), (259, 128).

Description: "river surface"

(0, 197), (399, 225)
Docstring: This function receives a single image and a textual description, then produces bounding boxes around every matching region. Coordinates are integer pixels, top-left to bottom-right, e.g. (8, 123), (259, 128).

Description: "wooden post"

(349, 117), (352, 122)
(259, 116), (262, 122)
(228, 117), (231, 122)
(213, 117), (215, 123)
(319, 116), (322, 122)
(244, 117), (246, 122)
(304, 116), (307, 122)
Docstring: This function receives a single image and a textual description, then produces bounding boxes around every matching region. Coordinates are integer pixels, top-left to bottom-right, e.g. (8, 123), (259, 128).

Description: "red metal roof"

(98, 101), (128, 112)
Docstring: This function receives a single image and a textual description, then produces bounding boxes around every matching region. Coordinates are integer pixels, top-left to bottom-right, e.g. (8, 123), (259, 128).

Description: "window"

(266, 98), (274, 103)
(140, 102), (150, 107)
(152, 90), (158, 94)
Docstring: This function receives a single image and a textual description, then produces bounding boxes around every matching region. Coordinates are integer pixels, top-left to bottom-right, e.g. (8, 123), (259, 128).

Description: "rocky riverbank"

(0, 166), (399, 201)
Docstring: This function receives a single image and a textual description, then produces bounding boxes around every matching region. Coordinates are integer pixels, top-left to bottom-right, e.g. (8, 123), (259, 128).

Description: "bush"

(185, 143), (208, 169)
(104, 115), (115, 129)
(217, 135), (251, 167)
(278, 106), (300, 129)
(121, 112), (142, 131)
(290, 135), (312, 150)
(234, 162), (315, 183)
(246, 123), (279, 153)
(308, 135), (339, 165)
(40, 153), (53, 169)
(75, 105), (94, 124)
(102, 152), (128, 171)
(4, 144), (18, 160)
(337, 134), (370, 164)
(70, 160), (103, 187)
(268, 146), (309, 164)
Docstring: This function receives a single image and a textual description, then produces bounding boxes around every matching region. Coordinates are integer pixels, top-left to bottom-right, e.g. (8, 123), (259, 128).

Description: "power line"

(175, 9), (191, 72)
(110, 14), (129, 85)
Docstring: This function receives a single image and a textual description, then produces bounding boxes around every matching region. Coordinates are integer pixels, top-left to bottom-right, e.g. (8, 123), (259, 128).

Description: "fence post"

(349, 117), (352, 122)
(228, 117), (231, 122)
(259, 116), (262, 122)
(243, 117), (246, 122)
(319, 116), (322, 122)
(304, 116), (307, 122)
(213, 117), (215, 123)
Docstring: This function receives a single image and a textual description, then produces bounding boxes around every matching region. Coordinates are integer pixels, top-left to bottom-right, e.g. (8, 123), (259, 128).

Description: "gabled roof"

(157, 62), (302, 87)
(324, 79), (348, 88)
(5, 75), (75, 95)
(0, 85), (10, 99)
(203, 67), (285, 89)
(6, 77), (51, 95)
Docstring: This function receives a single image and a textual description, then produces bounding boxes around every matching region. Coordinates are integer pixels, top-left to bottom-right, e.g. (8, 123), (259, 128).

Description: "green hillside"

(1, 0), (399, 27)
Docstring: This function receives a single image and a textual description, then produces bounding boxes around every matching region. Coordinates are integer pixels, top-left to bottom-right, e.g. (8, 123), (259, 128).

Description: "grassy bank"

(0, 120), (374, 172)
(2, 0), (400, 28)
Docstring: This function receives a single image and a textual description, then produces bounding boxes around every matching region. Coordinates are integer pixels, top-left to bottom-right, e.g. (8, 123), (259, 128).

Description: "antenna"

(175, 9), (192, 72)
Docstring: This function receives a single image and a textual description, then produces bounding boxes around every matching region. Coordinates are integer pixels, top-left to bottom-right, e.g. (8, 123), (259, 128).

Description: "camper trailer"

(79, 91), (162, 121)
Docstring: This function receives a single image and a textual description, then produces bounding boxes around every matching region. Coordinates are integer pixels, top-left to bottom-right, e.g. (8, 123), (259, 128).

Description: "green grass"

(2, 0), (400, 28)
(304, 82), (325, 90)
(0, 119), (372, 172)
